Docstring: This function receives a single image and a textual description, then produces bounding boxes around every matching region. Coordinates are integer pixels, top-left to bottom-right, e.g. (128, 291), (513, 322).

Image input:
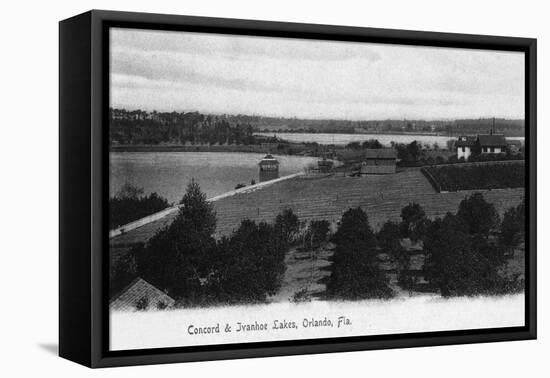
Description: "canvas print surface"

(108, 27), (526, 351)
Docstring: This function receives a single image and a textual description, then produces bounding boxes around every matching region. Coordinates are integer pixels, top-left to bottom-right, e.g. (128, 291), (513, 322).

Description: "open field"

(110, 169), (524, 265)
(210, 170), (523, 235)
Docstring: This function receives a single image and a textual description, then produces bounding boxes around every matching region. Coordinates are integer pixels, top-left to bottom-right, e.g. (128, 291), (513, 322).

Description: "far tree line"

(110, 109), (525, 141)
(110, 109), (272, 146)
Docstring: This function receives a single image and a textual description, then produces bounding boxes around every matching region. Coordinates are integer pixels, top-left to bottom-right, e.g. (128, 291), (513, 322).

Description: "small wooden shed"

(360, 149), (397, 175)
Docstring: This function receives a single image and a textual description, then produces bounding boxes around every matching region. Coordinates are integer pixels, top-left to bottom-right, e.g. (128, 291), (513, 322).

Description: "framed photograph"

(59, 10), (536, 368)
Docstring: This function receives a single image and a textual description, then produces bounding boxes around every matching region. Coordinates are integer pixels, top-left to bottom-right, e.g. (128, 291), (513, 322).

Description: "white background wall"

(0, 0), (547, 376)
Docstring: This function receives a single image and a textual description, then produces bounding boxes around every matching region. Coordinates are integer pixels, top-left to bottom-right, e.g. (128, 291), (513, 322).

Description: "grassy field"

(211, 170), (523, 236)
(110, 169), (524, 265)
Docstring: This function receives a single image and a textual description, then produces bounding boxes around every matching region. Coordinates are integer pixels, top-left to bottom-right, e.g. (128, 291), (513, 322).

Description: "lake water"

(110, 152), (318, 203)
(110, 133), (525, 203)
(257, 132), (524, 148)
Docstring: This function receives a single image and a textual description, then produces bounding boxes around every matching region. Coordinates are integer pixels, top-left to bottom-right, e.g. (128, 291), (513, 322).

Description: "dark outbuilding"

(360, 149), (397, 175)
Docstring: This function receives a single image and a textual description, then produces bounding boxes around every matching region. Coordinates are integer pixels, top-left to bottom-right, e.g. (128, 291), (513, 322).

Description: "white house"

(456, 136), (476, 161)
(477, 134), (507, 154)
(456, 134), (508, 161)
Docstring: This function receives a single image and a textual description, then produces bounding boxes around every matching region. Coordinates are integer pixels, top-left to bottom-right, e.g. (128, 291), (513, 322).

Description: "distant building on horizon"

(456, 118), (513, 161)
(456, 133), (509, 161)
(259, 154), (280, 182)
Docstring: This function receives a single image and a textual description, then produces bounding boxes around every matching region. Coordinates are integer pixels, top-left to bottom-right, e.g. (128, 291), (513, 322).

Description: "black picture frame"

(59, 9), (537, 368)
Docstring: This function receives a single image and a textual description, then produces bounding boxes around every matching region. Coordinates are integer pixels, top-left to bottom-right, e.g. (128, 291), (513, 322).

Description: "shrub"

(135, 296), (149, 311)
(457, 193), (500, 236)
(346, 141), (362, 150)
(327, 208), (393, 300)
(274, 208), (300, 245)
(206, 218), (288, 304)
(362, 139), (383, 149)
(291, 288), (312, 303)
(423, 197), (522, 297)
(399, 203), (429, 242)
(423, 214), (506, 296)
(303, 220), (331, 250)
(377, 221), (402, 253)
(109, 253), (137, 298)
(395, 141), (423, 166)
(109, 183), (170, 229)
(134, 179), (217, 304)
(499, 199), (525, 249)
(377, 221), (412, 291)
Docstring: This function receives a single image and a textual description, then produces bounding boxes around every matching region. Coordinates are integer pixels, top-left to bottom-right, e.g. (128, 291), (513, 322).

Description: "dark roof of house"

(477, 134), (507, 147)
(364, 148), (397, 159)
(456, 136), (477, 147)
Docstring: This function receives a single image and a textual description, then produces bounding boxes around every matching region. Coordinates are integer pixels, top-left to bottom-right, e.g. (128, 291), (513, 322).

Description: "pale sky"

(110, 27), (525, 120)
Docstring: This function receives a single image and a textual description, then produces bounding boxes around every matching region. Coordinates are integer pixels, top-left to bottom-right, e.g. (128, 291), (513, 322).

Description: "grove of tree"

(109, 183), (170, 229)
(110, 181), (298, 306)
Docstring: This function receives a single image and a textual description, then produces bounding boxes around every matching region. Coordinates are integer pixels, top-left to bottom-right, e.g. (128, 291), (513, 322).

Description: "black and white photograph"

(107, 26), (528, 351)
(3, 0), (548, 375)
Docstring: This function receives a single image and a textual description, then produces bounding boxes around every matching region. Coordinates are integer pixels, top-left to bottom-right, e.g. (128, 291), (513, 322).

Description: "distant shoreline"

(256, 130), (525, 138)
(257, 131), (444, 137)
